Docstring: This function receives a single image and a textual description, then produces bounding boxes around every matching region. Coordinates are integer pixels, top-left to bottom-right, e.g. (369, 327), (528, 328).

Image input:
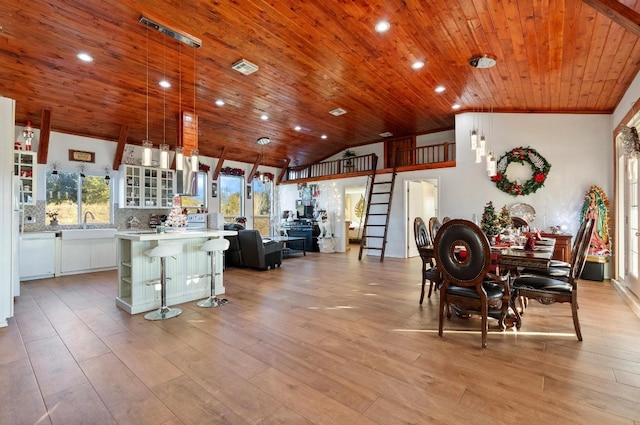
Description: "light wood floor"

(2, 248), (640, 425)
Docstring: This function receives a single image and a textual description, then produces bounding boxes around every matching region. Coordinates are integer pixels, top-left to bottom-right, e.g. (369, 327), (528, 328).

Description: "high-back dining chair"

(428, 216), (442, 245)
(511, 218), (595, 341)
(413, 217), (440, 303)
(434, 219), (509, 348)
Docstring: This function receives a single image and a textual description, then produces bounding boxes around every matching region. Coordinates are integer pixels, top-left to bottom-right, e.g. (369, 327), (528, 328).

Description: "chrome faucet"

(83, 211), (95, 229)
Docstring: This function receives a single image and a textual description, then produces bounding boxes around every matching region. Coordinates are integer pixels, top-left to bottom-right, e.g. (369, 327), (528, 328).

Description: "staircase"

(358, 159), (397, 262)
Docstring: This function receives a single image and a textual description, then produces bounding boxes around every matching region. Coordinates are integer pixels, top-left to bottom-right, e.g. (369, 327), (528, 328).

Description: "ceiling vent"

(232, 59), (259, 75)
(379, 131), (393, 137)
(329, 107), (347, 116)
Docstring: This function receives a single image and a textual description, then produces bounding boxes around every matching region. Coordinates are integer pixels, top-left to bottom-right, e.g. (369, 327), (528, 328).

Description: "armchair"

(237, 230), (283, 270)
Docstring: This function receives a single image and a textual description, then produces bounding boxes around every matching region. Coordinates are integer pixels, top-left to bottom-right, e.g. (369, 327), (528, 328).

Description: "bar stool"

(197, 238), (230, 308)
(144, 242), (183, 321)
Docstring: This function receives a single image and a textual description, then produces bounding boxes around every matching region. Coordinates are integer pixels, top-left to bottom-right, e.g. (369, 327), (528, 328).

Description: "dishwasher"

(19, 232), (56, 280)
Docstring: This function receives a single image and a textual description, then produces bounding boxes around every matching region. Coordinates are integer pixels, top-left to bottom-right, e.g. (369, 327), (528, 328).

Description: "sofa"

(223, 225), (282, 270)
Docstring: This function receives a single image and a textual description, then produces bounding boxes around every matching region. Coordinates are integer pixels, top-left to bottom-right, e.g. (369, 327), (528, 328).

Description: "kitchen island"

(115, 229), (237, 314)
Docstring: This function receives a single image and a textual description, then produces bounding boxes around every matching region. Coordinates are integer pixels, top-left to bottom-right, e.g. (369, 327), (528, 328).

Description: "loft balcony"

(282, 141), (456, 184)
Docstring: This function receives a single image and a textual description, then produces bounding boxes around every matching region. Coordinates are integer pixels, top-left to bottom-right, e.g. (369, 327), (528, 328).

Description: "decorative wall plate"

(509, 203), (536, 224)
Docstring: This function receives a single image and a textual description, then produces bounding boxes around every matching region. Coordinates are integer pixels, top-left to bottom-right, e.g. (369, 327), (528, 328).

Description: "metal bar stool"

(197, 238), (230, 308)
(144, 242), (183, 320)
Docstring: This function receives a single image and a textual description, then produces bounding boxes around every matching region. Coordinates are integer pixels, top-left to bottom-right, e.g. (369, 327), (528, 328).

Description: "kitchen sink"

(61, 228), (118, 240)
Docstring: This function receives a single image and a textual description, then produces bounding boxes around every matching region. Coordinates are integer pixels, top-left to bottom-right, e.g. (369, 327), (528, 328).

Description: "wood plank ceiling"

(1, 0), (640, 168)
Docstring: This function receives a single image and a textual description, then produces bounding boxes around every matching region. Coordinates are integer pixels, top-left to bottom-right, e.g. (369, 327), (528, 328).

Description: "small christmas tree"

(481, 201), (501, 236)
(498, 205), (511, 230)
(165, 195), (186, 228)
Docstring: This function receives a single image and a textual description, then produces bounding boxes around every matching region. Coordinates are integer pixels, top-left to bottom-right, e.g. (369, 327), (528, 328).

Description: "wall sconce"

(142, 140), (153, 166)
(104, 167), (111, 184)
(159, 144), (170, 169)
(175, 146), (184, 171)
(191, 149), (199, 171)
(79, 165), (86, 179)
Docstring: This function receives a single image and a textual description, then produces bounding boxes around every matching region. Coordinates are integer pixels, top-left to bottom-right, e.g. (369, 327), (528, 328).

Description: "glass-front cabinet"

(122, 165), (142, 207)
(13, 150), (36, 205)
(119, 165), (174, 208)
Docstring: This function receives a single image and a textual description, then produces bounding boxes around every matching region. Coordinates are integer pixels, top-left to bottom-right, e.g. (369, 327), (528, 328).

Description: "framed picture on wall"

(246, 184), (252, 199)
(211, 182), (218, 198)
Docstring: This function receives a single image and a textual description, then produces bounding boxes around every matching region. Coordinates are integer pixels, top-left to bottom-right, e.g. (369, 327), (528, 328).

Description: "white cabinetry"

(119, 165), (175, 208)
(59, 237), (117, 275)
(19, 232), (56, 280)
(13, 150), (36, 205)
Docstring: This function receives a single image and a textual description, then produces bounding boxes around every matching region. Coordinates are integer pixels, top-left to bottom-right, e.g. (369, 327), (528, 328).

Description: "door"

(624, 155), (640, 297)
(407, 179), (437, 257)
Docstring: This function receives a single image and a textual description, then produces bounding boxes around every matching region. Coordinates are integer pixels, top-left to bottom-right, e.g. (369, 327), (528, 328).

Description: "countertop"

(114, 229), (237, 241)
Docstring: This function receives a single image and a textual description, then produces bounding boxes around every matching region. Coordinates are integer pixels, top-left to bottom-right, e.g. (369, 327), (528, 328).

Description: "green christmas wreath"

(490, 147), (551, 196)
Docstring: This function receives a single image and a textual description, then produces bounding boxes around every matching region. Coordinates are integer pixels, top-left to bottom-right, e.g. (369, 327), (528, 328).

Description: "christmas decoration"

(498, 205), (511, 230)
(490, 147), (551, 196)
(165, 195), (186, 228)
(221, 167), (245, 176)
(481, 201), (501, 236)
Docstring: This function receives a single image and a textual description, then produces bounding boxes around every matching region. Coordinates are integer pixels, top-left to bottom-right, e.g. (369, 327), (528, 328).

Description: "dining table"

(418, 237), (556, 328)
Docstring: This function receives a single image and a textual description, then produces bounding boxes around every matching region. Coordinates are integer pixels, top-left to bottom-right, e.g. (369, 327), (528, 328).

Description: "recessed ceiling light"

(375, 21), (390, 33)
(260, 114), (268, 121)
(215, 99), (225, 106)
(159, 80), (171, 88)
(77, 52), (93, 62)
(294, 125), (301, 131)
(321, 134), (327, 139)
(379, 132), (393, 137)
(257, 137), (271, 145)
(412, 61), (424, 70)
(452, 103), (461, 110)
(435, 85), (446, 93)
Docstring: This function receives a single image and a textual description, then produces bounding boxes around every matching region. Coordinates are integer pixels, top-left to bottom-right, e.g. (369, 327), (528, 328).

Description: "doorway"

(407, 179), (438, 257)
(621, 153), (640, 298)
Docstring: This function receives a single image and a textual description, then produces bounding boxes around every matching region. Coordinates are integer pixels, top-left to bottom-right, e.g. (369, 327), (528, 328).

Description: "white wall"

(280, 113), (613, 259)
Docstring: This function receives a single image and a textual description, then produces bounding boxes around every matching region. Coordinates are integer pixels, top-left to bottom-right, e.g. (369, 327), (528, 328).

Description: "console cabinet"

(540, 233), (573, 263)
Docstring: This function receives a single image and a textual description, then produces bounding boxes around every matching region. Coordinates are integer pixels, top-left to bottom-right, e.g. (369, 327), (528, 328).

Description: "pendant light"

(159, 35), (170, 169)
(141, 25), (153, 167)
(189, 44), (199, 170)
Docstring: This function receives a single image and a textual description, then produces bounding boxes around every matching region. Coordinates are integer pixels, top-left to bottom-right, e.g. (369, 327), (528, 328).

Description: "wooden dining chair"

(428, 216), (442, 245)
(434, 219), (509, 348)
(511, 218), (595, 341)
(413, 217), (440, 303)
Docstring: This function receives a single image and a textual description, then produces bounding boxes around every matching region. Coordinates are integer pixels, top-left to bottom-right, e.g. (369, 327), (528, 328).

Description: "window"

(46, 171), (112, 225)
(219, 175), (244, 220)
(253, 178), (272, 235)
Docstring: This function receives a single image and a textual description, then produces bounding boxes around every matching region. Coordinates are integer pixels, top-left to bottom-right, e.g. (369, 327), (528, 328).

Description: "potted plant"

(46, 210), (59, 226)
(343, 149), (356, 167)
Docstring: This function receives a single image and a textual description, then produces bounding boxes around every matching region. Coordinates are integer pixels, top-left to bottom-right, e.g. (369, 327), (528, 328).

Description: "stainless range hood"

(176, 157), (207, 209)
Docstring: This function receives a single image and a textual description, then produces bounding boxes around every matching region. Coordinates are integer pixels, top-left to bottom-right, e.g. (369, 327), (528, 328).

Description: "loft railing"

(283, 141), (455, 183)
(394, 141), (455, 167)
(286, 154), (377, 181)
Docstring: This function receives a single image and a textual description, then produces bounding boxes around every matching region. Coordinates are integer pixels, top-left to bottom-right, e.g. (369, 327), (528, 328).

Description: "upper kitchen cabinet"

(13, 150), (36, 205)
(119, 164), (175, 208)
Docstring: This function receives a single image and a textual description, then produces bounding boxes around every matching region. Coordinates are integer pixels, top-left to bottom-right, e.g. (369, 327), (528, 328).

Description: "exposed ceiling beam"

(36, 109), (51, 165)
(276, 159), (290, 186)
(212, 147), (228, 181)
(113, 125), (129, 171)
(248, 154), (262, 183)
(583, 0), (640, 38)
